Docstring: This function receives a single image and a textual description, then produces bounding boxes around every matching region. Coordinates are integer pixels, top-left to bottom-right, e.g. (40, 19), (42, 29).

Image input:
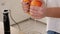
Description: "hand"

(30, 0), (46, 19)
(21, 0), (31, 13)
(30, 6), (45, 19)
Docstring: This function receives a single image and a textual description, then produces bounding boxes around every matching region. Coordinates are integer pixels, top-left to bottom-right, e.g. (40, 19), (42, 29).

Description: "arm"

(45, 7), (60, 18)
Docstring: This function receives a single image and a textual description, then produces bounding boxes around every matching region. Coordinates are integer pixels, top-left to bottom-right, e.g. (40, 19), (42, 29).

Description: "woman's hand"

(21, 0), (31, 14)
(30, 0), (46, 19)
(22, 0), (60, 19)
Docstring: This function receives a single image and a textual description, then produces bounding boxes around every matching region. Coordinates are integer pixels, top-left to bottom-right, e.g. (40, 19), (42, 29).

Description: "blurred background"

(0, 0), (60, 34)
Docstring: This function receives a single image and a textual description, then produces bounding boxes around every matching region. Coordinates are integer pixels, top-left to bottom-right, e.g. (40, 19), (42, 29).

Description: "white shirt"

(46, 0), (60, 7)
(47, 17), (60, 33)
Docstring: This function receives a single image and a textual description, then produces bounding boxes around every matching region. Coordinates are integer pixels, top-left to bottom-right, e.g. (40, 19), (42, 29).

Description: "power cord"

(9, 9), (21, 31)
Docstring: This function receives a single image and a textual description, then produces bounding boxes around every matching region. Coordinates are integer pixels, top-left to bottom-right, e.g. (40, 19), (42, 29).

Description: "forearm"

(45, 7), (60, 18)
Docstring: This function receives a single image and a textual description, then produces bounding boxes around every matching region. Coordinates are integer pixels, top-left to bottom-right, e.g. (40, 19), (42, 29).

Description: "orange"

(23, 0), (29, 2)
(31, 0), (42, 7)
(23, 0), (31, 2)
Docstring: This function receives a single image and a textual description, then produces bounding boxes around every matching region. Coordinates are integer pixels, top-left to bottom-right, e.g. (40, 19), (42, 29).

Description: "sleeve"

(46, 0), (59, 7)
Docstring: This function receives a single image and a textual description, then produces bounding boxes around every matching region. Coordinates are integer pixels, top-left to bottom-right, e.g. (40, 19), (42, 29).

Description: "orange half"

(31, 0), (42, 7)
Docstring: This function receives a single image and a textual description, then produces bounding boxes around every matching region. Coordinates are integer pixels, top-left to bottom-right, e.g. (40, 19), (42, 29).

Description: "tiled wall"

(0, 0), (30, 25)
(12, 19), (47, 34)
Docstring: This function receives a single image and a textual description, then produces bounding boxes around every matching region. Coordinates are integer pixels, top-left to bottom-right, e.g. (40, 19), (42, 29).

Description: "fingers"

(29, 0), (46, 19)
(22, 0), (46, 19)
(21, 0), (31, 13)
